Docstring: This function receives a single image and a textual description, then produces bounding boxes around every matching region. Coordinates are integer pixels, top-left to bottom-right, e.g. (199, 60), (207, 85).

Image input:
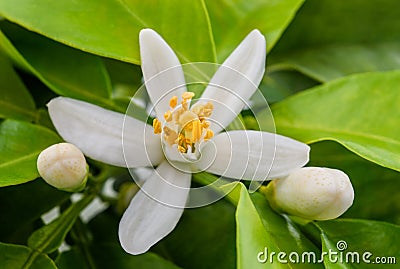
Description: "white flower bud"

(265, 167), (354, 220)
(37, 143), (88, 192)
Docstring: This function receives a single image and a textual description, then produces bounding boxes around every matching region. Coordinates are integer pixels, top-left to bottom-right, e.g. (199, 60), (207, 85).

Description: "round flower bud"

(264, 167), (354, 220)
(37, 143), (88, 192)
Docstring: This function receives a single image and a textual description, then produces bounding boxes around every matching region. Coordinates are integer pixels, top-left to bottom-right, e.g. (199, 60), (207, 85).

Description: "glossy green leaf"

(222, 182), (322, 268)
(271, 71), (400, 172)
(316, 220), (400, 268)
(160, 198), (236, 269)
(270, 0), (400, 81)
(0, 0), (216, 64)
(56, 244), (181, 269)
(0, 180), (69, 244)
(0, 21), (116, 109)
(309, 141), (400, 225)
(205, 0), (304, 59)
(0, 242), (57, 269)
(224, 183), (272, 269)
(261, 70), (319, 103)
(28, 194), (95, 253)
(251, 193), (323, 268)
(0, 53), (36, 121)
(272, 43), (400, 82)
(320, 234), (354, 269)
(0, 120), (61, 186)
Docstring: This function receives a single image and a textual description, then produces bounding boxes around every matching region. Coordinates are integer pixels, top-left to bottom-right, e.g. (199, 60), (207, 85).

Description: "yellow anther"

(163, 126), (178, 146)
(164, 110), (172, 122)
(202, 120), (210, 129)
(153, 118), (162, 134)
(191, 104), (204, 116)
(181, 92), (195, 111)
(181, 100), (189, 111)
(203, 102), (214, 117)
(191, 119), (202, 143)
(178, 145), (187, 153)
(162, 94), (213, 153)
(169, 96), (178, 109)
(176, 133), (185, 144)
(204, 129), (214, 141)
(205, 102), (214, 110)
(204, 107), (213, 115)
(182, 92), (195, 100)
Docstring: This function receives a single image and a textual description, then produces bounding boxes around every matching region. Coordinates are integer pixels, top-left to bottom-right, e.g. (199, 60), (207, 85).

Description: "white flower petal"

(198, 130), (309, 180)
(140, 29), (187, 118)
(199, 30), (266, 133)
(48, 97), (163, 167)
(119, 161), (191, 255)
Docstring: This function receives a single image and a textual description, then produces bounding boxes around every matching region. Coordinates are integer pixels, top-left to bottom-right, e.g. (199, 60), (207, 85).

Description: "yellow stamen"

(178, 145), (187, 153)
(161, 92), (214, 154)
(164, 110), (172, 121)
(181, 92), (195, 111)
(169, 96), (178, 109)
(181, 100), (189, 111)
(182, 92), (195, 100)
(191, 119), (202, 143)
(163, 126), (178, 146)
(204, 129), (214, 141)
(191, 104), (204, 116)
(176, 133), (185, 144)
(205, 102), (214, 110)
(202, 120), (210, 129)
(153, 118), (162, 134)
(203, 102), (214, 117)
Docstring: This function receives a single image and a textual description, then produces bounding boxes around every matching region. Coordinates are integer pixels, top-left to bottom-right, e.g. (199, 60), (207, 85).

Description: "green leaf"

(55, 247), (87, 269)
(0, 21), (116, 109)
(260, 70), (319, 103)
(0, 242), (57, 269)
(160, 198), (236, 269)
(56, 244), (182, 269)
(272, 43), (400, 82)
(205, 0), (305, 58)
(0, 53), (36, 121)
(251, 193), (323, 268)
(271, 71), (400, 172)
(309, 141), (400, 225)
(270, 0), (400, 81)
(222, 183), (271, 269)
(0, 180), (69, 244)
(0, 119), (61, 187)
(316, 219), (400, 268)
(28, 194), (95, 253)
(0, 0), (216, 64)
(222, 182), (322, 268)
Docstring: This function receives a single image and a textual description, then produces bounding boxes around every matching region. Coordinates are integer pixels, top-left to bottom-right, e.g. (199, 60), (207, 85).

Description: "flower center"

(152, 92), (214, 159)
